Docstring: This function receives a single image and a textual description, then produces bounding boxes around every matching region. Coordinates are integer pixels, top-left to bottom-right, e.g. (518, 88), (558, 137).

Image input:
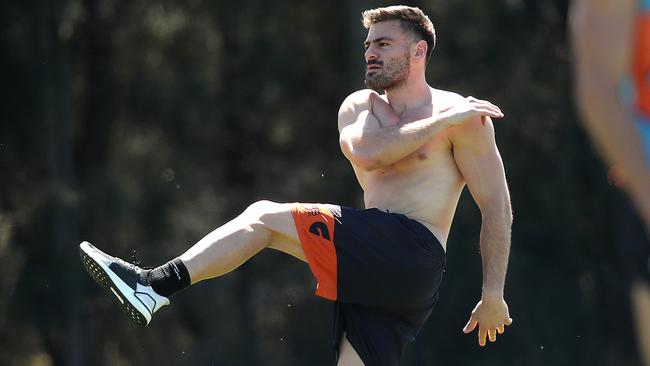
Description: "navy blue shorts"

(291, 204), (446, 365)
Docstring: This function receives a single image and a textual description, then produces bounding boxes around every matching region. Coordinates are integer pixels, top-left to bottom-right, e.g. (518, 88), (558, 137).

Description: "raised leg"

(178, 200), (307, 284)
(79, 200), (318, 326)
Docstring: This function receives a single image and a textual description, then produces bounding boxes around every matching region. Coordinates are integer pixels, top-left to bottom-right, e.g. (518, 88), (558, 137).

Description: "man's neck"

(384, 77), (432, 116)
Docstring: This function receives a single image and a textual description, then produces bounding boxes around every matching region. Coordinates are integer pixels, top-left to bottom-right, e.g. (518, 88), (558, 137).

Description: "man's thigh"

(258, 201), (341, 262)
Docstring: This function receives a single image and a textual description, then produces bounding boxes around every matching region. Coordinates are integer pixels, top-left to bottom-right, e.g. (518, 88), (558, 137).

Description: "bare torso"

(351, 88), (466, 249)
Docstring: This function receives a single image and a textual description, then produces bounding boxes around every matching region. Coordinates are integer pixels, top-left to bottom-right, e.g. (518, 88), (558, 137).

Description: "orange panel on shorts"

(291, 204), (338, 301)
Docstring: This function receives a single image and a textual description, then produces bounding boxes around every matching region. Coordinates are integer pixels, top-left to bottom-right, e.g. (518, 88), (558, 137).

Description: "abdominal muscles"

(360, 138), (465, 247)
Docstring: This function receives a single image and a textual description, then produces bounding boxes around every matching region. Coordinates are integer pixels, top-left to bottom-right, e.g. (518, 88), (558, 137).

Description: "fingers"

(478, 327), (503, 346)
(471, 320), (514, 347)
(478, 327), (487, 347)
(463, 303), (513, 347)
(467, 96), (504, 118)
(468, 96), (500, 111)
(488, 329), (497, 342)
(463, 317), (478, 334)
(474, 102), (504, 118)
(478, 327), (496, 347)
(370, 93), (400, 125)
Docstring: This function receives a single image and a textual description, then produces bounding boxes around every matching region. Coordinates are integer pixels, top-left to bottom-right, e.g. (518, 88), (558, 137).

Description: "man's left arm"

(448, 116), (513, 347)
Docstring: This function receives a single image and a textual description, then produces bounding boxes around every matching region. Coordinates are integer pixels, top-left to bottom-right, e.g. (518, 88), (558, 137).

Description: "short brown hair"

(362, 6), (436, 62)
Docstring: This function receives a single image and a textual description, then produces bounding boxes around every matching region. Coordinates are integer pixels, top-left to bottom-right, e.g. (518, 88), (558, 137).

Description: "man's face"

(364, 20), (413, 90)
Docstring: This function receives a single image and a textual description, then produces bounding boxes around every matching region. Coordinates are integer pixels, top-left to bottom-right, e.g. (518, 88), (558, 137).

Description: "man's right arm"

(338, 90), (504, 172)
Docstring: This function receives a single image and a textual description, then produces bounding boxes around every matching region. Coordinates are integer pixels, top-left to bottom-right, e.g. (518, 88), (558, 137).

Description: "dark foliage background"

(0, 0), (641, 365)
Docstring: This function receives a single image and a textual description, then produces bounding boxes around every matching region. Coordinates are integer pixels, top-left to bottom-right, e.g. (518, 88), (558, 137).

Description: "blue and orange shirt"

(630, 0), (650, 159)
(633, 0), (650, 119)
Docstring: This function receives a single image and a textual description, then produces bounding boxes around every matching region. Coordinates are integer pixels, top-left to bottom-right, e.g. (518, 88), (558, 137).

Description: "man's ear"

(413, 40), (428, 60)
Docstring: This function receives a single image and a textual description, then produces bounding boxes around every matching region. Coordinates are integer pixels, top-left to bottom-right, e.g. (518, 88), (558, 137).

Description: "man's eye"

(379, 43), (388, 47)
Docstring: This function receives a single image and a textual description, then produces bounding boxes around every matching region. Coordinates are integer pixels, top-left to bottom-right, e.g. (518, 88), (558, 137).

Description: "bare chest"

(353, 89), (467, 193)
(357, 130), (464, 243)
(372, 130), (456, 178)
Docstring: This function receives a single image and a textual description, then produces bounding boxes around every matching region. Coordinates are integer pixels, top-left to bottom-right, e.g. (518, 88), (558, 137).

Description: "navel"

(418, 153), (428, 160)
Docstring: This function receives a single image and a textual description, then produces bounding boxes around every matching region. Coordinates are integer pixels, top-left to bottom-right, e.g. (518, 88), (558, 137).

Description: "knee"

(241, 200), (295, 236)
(242, 200), (284, 222)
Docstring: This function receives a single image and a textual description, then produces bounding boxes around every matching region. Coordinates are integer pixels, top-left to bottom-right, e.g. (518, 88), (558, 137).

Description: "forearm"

(479, 207), (512, 297)
(348, 114), (452, 170)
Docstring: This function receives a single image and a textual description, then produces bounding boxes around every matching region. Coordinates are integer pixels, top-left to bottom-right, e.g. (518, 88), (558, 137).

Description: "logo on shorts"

(309, 222), (331, 240)
(307, 207), (321, 216)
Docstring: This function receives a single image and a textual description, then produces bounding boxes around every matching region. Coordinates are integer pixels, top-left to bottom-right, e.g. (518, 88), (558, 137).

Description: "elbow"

(503, 200), (514, 226)
(505, 206), (513, 226)
(481, 197), (513, 226)
(502, 197), (513, 225)
(339, 140), (383, 172)
(356, 158), (383, 172)
(349, 151), (384, 172)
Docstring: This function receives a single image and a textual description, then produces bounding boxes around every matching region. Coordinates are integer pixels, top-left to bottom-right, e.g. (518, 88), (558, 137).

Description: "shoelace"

(131, 250), (141, 267)
(131, 249), (154, 270)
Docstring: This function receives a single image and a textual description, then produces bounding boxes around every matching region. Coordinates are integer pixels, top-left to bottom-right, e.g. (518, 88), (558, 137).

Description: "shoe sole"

(79, 241), (150, 326)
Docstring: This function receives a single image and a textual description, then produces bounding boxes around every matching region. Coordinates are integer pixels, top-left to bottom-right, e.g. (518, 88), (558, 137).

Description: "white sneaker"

(79, 241), (169, 326)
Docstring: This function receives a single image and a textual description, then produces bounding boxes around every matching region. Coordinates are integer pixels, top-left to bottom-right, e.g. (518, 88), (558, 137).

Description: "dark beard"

(365, 53), (410, 90)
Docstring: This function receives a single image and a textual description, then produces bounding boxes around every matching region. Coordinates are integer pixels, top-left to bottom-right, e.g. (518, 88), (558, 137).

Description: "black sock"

(144, 258), (191, 297)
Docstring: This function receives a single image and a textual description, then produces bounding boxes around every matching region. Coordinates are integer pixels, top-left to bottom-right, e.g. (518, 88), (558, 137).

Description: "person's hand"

(463, 295), (513, 346)
(438, 96), (504, 127)
(369, 93), (400, 126)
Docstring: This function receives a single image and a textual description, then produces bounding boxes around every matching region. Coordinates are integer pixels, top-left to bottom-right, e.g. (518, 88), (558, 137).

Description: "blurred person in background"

(571, 0), (650, 364)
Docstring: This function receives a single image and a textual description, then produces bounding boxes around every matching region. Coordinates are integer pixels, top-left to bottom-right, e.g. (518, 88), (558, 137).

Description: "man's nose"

(365, 46), (377, 62)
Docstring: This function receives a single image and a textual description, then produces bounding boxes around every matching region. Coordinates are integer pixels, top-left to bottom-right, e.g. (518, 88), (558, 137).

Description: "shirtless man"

(79, 6), (513, 365)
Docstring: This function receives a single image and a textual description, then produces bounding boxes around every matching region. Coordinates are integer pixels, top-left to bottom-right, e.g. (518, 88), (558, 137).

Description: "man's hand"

(438, 96), (504, 127)
(369, 93), (400, 126)
(463, 296), (513, 346)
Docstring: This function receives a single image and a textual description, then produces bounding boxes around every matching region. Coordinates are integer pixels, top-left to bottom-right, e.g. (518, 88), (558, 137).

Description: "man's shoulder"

(448, 116), (497, 153)
(341, 89), (378, 107)
(429, 87), (499, 151)
(338, 89), (379, 131)
(338, 89), (378, 120)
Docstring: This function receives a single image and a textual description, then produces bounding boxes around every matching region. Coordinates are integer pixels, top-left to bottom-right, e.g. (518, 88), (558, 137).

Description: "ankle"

(146, 258), (191, 297)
